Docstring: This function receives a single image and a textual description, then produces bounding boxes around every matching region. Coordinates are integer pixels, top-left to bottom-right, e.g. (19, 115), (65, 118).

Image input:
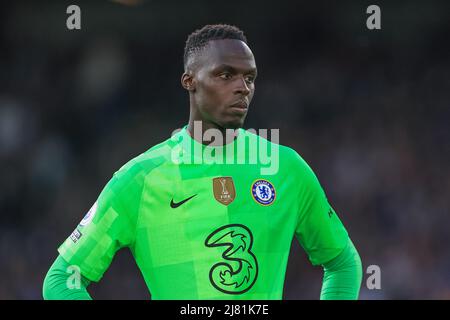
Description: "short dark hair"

(183, 24), (248, 69)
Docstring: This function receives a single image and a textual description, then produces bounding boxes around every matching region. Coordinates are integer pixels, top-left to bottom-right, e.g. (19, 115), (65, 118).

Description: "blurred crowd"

(0, 1), (449, 299)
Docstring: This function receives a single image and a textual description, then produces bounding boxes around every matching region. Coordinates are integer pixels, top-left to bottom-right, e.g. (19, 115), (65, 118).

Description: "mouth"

(229, 100), (249, 114)
(230, 100), (248, 109)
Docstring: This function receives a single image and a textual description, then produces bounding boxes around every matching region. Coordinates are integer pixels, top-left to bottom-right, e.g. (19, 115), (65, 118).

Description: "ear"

(181, 72), (196, 92)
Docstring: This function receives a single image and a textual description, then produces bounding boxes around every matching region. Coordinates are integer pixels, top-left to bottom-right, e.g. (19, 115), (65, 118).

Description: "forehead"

(200, 39), (256, 71)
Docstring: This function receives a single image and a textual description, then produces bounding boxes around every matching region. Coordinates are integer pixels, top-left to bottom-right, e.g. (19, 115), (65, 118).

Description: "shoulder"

(241, 129), (303, 160)
(275, 142), (318, 183)
(112, 134), (177, 184)
(241, 128), (314, 170)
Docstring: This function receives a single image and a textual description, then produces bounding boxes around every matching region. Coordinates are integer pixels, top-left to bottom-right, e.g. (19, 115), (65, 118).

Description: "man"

(43, 24), (362, 299)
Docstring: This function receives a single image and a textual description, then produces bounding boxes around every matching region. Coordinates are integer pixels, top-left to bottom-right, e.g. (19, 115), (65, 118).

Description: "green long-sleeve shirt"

(44, 127), (362, 299)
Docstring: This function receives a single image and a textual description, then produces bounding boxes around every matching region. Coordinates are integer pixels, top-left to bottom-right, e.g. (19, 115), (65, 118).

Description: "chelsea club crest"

(251, 179), (276, 206)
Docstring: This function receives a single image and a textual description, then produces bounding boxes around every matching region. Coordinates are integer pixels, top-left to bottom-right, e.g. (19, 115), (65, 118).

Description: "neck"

(187, 118), (240, 147)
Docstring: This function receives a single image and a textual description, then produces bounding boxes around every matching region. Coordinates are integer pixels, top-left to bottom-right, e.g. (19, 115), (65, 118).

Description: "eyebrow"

(212, 64), (258, 75)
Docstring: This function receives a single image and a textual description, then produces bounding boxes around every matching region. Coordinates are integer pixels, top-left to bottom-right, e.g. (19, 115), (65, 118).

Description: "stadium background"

(0, 0), (449, 299)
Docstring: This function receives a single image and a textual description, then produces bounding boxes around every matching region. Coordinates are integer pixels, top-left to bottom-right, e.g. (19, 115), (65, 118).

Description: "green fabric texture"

(43, 255), (92, 300)
(320, 238), (362, 300)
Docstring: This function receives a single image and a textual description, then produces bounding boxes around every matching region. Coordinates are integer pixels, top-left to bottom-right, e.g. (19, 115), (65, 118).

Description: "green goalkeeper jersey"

(58, 126), (348, 299)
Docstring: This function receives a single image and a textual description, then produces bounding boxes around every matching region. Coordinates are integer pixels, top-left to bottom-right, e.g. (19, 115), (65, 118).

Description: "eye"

(245, 75), (255, 84)
(219, 72), (232, 80)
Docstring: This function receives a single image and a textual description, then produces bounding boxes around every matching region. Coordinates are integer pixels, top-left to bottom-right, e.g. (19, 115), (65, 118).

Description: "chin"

(222, 120), (244, 130)
(221, 116), (246, 129)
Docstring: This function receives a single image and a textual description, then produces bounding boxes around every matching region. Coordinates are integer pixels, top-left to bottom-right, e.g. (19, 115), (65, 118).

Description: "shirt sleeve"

(320, 238), (363, 300)
(57, 162), (145, 282)
(43, 254), (92, 300)
(293, 151), (349, 266)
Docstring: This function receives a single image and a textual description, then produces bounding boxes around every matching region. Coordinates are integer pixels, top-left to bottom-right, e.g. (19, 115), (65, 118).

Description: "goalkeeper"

(43, 24), (362, 300)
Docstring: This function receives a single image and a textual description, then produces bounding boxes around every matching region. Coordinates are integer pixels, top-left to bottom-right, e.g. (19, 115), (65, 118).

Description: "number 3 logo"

(205, 224), (258, 294)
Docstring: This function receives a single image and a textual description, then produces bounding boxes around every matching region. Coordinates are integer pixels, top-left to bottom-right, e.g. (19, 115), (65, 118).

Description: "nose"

(234, 76), (250, 96)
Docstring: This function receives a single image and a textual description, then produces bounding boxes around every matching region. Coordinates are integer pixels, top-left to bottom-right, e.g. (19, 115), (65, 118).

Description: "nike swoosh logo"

(170, 194), (197, 208)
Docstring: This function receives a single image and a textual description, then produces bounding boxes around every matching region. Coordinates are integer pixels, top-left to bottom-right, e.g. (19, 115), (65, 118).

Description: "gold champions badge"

(213, 177), (236, 206)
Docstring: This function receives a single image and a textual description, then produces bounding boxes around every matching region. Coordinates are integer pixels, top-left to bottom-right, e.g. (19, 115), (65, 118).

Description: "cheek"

(249, 87), (255, 101)
(199, 82), (228, 108)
